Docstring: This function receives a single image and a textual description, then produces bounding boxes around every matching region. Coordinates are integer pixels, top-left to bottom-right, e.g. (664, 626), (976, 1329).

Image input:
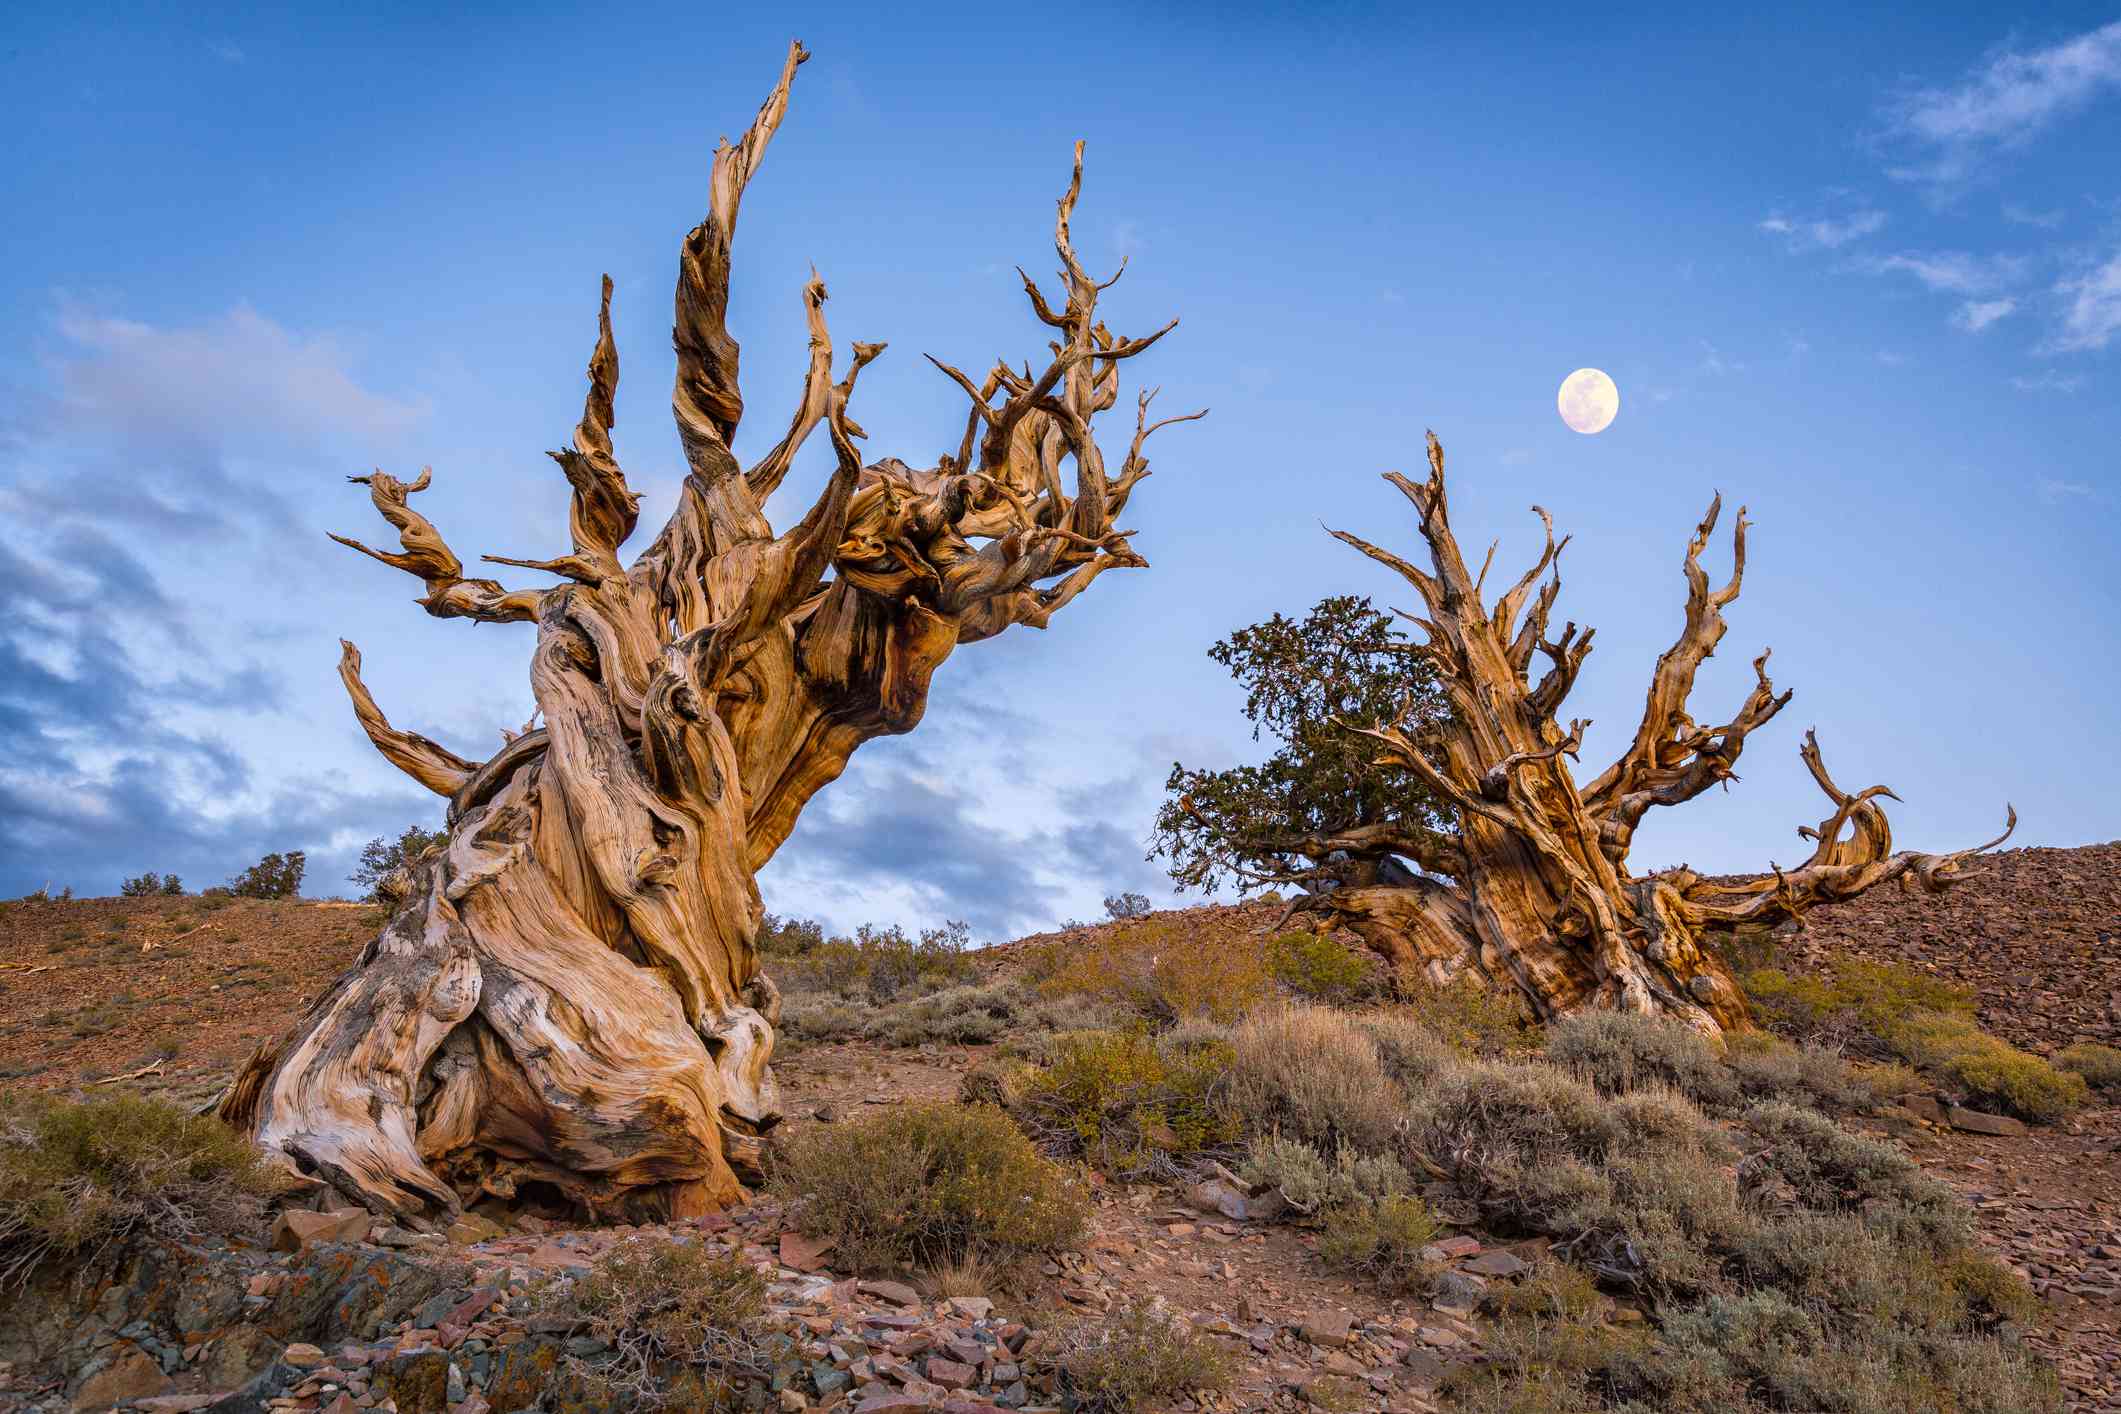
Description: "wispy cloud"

(1953, 297), (2016, 332)
(2052, 250), (2121, 352)
(1875, 350), (1908, 366)
(1864, 250), (2027, 294)
(2009, 369), (2086, 393)
(1883, 21), (2121, 186)
(0, 301), (442, 899)
(1697, 340), (1744, 376)
(2038, 477), (2101, 502)
(207, 39), (245, 64)
(2002, 202), (2066, 228)
(1758, 209), (1887, 250)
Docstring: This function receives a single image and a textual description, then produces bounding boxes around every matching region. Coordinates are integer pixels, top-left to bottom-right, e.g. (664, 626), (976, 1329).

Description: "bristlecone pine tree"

(219, 42), (1199, 1221)
(1176, 434), (2013, 1035)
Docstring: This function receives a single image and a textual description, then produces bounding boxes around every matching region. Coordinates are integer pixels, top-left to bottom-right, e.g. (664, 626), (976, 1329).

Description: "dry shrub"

(776, 1101), (1087, 1276)
(1048, 1297), (1235, 1412)
(990, 1029), (1240, 1177)
(1409, 1064), (1745, 1298)
(0, 1093), (276, 1284)
(1720, 1030), (1875, 1112)
(1356, 1008), (1468, 1093)
(532, 1235), (767, 1409)
(1547, 1011), (1739, 1110)
(1451, 1247), (2056, 1414)
(1224, 1005), (1405, 1153)
(1739, 1101), (1961, 1237)
(1022, 918), (1270, 1023)
(781, 977), (1116, 1049)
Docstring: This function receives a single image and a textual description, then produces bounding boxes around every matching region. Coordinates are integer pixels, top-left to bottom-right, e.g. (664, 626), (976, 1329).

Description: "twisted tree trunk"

(1271, 435), (2014, 1034)
(219, 42), (1199, 1221)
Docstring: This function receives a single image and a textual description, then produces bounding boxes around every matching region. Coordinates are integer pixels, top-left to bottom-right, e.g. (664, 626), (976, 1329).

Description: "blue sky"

(2, 4), (2116, 937)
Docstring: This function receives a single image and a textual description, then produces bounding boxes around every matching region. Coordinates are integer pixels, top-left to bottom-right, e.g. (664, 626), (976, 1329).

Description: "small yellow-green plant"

(998, 1029), (1241, 1175)
(1397, 974), (1543, 1058)
(1022, 919), (1271, 1023)
(1888, 1013), (2088, 1121)
(1317, 1193), (1442, 1294)
(0, 1093), (275, 1284)
(1264, 930), (1378, 1003)
(2055, 1042), (2121, 1091)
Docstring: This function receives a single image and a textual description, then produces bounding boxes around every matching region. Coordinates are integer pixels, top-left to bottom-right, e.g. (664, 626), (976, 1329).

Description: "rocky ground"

(3, 841), (2119, 1412)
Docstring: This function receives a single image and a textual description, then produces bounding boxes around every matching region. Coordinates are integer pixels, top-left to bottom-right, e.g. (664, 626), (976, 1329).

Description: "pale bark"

(219, 42), (1198, 1221)
(1274, 435), (2012, 1034)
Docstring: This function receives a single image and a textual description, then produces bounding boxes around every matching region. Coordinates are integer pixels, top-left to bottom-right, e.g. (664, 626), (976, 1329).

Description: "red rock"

(270, 1208), (371, 1253)
(859, 1278), (921, 1307)
(926, 1357), (976, 1389)
(71, 1348), (170, 1411)
(781, 1230), (837, 1273)
(1949, 1107), (2028, 1137)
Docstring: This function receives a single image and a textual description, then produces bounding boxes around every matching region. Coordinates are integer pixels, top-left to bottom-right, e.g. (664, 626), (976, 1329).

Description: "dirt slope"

(5, 845), (2121, 1408)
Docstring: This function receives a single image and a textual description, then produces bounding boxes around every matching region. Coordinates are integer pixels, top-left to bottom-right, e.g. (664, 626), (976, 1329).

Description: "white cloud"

(1875, 350), (1907, 366)
(2052, 250), (2121, 352)
(1697, 340), (1743, 376)
(1864, 250), (2026, 294)
(1953, 298), (2016, 332)
(2038, 477), (2100, 502)
(2002, 203), (2066, 228)
(50, 303), (427, 461)
(1885, 20), (2121, 184)
(208, 40), (245, 64)
(2009, 370), (2086, 392)
(1759, 209), (1887, 250)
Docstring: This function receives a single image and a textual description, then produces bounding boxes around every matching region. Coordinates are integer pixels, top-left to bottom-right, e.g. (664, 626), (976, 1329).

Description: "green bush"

(1397, 975), (1543, 1058)
(776, 1101), (1087, 1276)
(1317, 1193), (1441, 1294)
(532, 1235), (767, 1409)
(228, 850), (305, 900)
(765, 918), (981, 1005)
(780, 977), (1115, 1049)
(2056, 1042), (2121, 1090)
(1049, 1298), (1235, 1412)
(1739, 959), (2085, 1122)
(1265, 930), (1378, 1003)
(1238, 1133), (1411, 1216)
(987, 1029), (1240, 1176)
(351, 825), (446, 902)
(118, 872), (185, 897)
(1742, 958), (1975, 1041)
(0, 1094), (275, 1283)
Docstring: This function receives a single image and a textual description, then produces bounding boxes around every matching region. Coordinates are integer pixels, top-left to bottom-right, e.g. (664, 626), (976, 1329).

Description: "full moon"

(1557, 368), (1620, 435)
